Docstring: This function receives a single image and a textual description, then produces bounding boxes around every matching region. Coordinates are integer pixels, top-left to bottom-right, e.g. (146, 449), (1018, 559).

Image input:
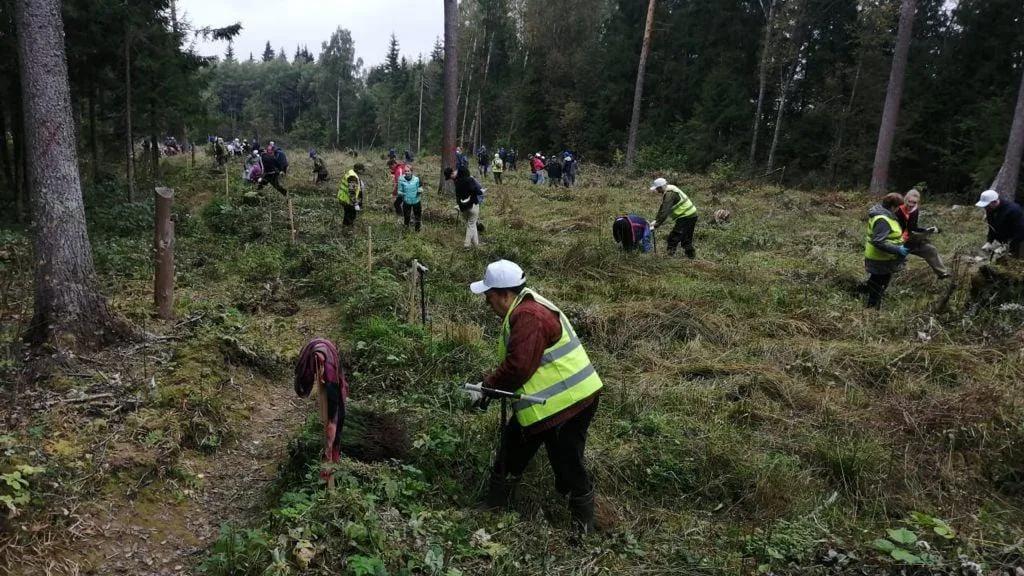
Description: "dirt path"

(37, 386), (306, 576)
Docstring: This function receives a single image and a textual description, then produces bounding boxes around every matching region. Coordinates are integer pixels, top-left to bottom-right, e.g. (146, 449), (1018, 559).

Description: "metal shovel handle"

(461, 383), (546, 405)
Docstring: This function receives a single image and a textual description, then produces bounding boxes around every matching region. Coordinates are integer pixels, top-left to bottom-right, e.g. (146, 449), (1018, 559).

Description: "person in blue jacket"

(398, 166), (424, 232)
(613, 214), (652, 253)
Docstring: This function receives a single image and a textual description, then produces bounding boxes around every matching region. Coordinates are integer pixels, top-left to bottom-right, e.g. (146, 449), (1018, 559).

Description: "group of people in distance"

(611, 178), (1024, 310)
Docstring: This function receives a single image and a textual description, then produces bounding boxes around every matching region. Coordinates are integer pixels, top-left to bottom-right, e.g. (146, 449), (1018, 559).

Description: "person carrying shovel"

(465, 260), (603, 538)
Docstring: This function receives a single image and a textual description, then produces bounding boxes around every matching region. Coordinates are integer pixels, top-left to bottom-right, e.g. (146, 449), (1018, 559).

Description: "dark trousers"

(866, 273), (892, 308)
(402, 201), (422, 231)
(258, 172), (287, 195)
(667, 215), (697, 258)
(494, 398), (598, 497)
(342, 204), (357, 227)
(393, 196), (404, 216)
(493, 172), (502, 184)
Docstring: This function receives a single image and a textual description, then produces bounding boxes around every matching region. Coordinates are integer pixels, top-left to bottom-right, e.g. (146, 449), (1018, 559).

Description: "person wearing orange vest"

(864, 193), (910, 308)
(467, 260), (603, 537)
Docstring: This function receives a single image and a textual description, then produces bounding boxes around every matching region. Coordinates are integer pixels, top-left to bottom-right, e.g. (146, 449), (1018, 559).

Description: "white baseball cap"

(650, 177), (667, 191)
(975, 189), (1000, 208)
(470, 260), (525, 294)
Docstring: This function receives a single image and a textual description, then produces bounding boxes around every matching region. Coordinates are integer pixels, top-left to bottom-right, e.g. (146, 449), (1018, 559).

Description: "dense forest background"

(0, 0), (1022, 214)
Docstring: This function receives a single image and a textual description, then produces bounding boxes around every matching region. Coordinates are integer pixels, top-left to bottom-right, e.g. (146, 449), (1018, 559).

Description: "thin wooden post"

(154, 187), (175, 319)
(367, 226), (373, 274)
(287, 197), (296, 243)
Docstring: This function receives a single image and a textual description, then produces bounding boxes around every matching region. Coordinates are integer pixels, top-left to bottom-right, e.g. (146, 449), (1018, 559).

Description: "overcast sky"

(177, 0), (444, 68)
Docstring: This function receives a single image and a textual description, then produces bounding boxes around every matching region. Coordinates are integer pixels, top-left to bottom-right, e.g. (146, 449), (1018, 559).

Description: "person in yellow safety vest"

(338, 163), (366, 229)
(491, 153), (504, 185)
(864, 193), (910, 308)
(466, 259), (603, 537)
(649, 177), (698, 258)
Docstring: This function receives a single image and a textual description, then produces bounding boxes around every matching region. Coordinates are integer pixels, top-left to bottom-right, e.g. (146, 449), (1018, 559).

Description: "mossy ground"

(1, 151), (1023, 575)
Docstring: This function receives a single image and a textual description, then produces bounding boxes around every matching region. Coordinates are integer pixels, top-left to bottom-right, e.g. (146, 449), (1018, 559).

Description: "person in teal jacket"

(399, 166), (424, 231)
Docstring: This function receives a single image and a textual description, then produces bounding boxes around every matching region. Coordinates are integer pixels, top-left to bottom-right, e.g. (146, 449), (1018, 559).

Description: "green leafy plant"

(1, 464), (44, 517)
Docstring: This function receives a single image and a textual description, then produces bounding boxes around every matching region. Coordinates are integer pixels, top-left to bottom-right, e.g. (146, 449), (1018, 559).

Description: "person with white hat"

(650, 178), (699, 258)
(467, 260), (603, 537)
(976, 189), (1024, 258)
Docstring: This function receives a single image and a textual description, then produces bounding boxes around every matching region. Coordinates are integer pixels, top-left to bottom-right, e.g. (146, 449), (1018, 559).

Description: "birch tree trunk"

(625, 0), (657, 170)
(869, 0), (915, 194)
(15, 0), (129, 351)
(991, 68), (1024, 202)
(749, 0), (775, 170)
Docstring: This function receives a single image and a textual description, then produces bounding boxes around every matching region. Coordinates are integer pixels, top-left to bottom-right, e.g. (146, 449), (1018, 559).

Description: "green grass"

(3, 151), (1024, 574)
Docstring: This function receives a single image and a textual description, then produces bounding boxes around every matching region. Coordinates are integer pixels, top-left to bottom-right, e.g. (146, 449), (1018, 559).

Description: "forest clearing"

(1, 150), (1023, 574)
(1, 0), (1024, 574)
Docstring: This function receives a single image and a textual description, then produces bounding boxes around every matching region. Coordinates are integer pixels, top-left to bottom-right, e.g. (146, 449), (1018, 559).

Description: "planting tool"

(460, 383), (547, 405)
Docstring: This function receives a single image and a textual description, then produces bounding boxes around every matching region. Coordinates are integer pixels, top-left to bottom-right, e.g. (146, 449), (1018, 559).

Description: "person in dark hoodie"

(258, 146), (288, 195)
(445, 166), (484, 249)
(976, 189), (1024, 258)
(864, 193), (910, 308)
(545, 155), (563, 187)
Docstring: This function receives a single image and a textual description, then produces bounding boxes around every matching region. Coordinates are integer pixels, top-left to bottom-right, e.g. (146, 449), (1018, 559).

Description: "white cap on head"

(470, 259), (525, 294)
(976, 189), (1000, 208)
(650, 177), (667, 191)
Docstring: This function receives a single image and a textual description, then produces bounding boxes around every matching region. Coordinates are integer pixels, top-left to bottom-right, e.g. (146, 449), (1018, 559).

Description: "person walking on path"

(446, 166), (484, 249)
(864, 193), (910, 309)
(399, 166), (424, 232)
(976, 189), (1024, 259)
(650, 178), (698, 258)
(388, 159), (407, 216)
(338, 163), (366, 231)
(477, 146), (490, 177)
(456, 147), (469, 171)
(894, 189), (949, 278)
(467, 259), (603, 537)
(492, 153), (504, 184)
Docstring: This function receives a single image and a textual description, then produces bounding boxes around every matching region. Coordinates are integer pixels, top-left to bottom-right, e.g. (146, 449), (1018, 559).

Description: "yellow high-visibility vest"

(498, 288), (603, 427)
(864, 214), (903, 261)
(338, 169), (360, 205)
(667, 185), (697, 219)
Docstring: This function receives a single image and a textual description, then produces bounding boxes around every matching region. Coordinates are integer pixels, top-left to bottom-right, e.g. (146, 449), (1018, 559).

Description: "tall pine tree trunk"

(441, 0), (459, 190)
(88, 85), (99, 184)
(9, 78), (26, 224)
(749, 0), (775, 170)
(626, 0), (657, 171)
(124, 25), (136, 202)
(15, 0), (128, 351)
(0, 104), (13, 206)
(991, 68), (1024, 202)
(869, 0), (915, 194)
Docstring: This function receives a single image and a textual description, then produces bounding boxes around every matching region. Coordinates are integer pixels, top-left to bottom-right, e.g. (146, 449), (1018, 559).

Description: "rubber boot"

(568, 490), (595, 538)
(482, 474), (520, 511)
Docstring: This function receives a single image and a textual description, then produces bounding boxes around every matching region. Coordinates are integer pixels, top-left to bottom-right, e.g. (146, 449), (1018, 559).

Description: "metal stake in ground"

(413, 259), (429, 325)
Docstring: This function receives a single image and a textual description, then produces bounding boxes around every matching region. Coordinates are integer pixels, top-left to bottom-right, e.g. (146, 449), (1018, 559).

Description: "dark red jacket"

(484, 298), (598, 434)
